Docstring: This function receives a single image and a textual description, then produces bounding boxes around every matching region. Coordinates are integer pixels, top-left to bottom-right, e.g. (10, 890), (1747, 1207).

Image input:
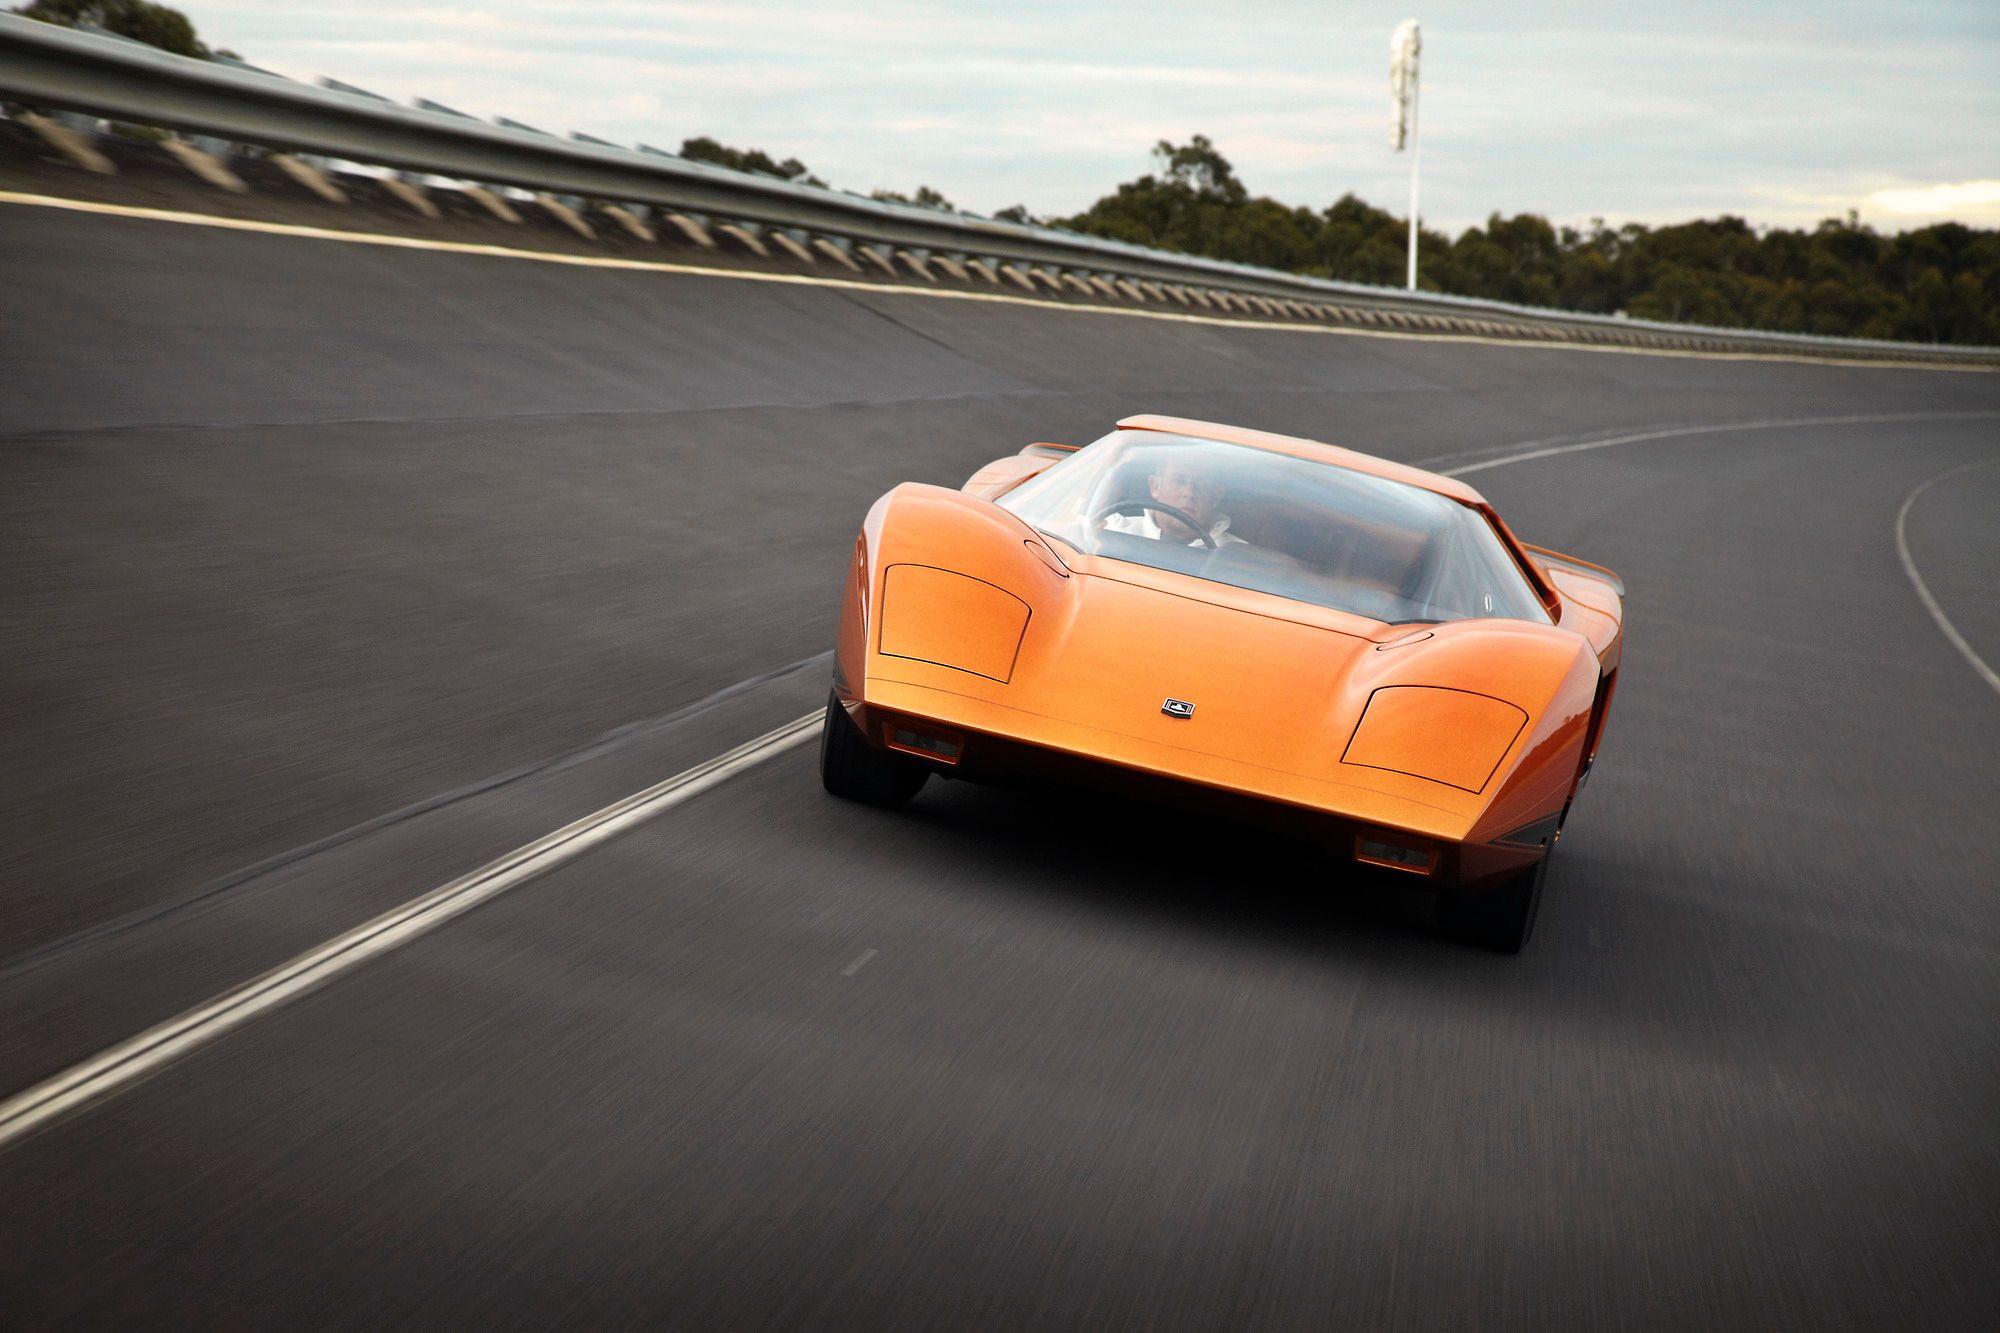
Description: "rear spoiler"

(1523, 544), (1625, 598)
(964, 442), (1080, 501)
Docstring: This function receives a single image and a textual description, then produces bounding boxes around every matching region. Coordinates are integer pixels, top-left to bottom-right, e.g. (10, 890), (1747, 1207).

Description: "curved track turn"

(2, 203), (1997, 1328)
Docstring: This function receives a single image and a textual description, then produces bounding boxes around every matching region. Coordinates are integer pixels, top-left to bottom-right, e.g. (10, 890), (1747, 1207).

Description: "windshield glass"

(997, 430), (1549, 625)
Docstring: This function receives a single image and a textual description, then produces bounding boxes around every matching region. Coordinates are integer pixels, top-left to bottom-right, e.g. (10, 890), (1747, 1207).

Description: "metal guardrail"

(1, 15), (1993, 367)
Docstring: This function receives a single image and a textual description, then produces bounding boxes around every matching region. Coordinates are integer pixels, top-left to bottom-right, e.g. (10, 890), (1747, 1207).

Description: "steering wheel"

(1091, 499), (1218, 550)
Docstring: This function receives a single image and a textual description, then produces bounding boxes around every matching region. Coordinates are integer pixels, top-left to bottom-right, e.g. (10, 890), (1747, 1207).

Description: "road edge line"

(1895, 459), (2000, 698)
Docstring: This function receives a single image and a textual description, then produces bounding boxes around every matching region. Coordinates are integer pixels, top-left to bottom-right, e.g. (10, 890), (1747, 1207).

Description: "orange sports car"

(822, 415), (1624, 952)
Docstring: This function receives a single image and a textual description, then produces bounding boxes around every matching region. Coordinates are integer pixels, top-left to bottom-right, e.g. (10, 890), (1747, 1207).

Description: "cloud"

(1869, 181), (2000, 224)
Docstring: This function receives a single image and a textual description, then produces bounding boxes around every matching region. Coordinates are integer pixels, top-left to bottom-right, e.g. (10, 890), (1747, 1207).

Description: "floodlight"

(1388, 20), (1423, 290)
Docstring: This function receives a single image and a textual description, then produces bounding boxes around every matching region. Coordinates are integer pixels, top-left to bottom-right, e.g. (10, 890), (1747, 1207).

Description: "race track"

(3, 199), (1997, 1328)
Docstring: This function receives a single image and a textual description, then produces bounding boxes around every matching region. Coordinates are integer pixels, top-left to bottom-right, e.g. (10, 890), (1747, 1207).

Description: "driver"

(1102, 456), (1247, 547)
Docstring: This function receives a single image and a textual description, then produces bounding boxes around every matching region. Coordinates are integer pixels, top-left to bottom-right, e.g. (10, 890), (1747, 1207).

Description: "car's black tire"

(819, 692), (929, 806)
(1437, 850), (1548, 954)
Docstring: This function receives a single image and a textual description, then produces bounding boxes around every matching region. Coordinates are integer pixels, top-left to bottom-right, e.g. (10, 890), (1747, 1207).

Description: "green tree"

(1216, 198), (1315, 271)
(1628, 262), (1734, 325)
(871, 185), (956, 210)
(677, 136), (825, 187)
(1155, 134), (1246, 204)
(11, 0), (209, 58)
(1310, 193), (1408, 279)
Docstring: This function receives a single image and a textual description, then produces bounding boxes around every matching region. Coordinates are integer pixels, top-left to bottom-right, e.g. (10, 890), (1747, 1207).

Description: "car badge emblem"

(1161, 698), (1196, 719)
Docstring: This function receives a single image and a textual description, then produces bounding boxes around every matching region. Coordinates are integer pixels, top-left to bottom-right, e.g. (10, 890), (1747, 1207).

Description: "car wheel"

(1437, 850), (1548, 954)
(819, 691), (929, 806)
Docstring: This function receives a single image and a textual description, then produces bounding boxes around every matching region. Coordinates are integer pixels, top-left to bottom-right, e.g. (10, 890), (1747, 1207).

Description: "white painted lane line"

(0, 711), (820, 1151)
(1410, 423), (1707, 472)
(1438, 411), (2000, 478)
(2, 189), (1991, 374)
(841, 948), (878, 978)
(1895, 458), (2000, 700)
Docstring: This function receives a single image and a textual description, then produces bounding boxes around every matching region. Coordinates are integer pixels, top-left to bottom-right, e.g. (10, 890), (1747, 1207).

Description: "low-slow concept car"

(822, 415), (1624, 952)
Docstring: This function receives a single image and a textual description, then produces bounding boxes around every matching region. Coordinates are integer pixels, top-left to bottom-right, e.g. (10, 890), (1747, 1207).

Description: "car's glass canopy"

(996, 430), (1550, 626)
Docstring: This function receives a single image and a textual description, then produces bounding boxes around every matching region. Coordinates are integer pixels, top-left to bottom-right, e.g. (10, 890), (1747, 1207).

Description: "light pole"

(1389, 19), (1422, 291)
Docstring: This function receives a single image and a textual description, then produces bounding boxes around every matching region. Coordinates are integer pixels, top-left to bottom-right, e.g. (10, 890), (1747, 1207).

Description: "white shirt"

(1102, 510), (1247, 547)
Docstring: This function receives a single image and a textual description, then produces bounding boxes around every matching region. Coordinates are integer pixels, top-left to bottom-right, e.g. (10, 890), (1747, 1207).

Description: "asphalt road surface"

(3, 198), (1997, 1329)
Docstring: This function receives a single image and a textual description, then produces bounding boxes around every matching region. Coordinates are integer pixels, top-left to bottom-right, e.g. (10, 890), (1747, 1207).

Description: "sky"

(174, 1), (2000, 235)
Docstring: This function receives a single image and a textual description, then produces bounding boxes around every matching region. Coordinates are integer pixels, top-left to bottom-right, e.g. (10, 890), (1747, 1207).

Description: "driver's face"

(1148, 463), (1224, 527)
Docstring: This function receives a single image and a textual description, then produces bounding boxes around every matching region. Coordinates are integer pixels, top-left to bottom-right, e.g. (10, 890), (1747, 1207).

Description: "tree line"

(1058, 137), (1997, 347)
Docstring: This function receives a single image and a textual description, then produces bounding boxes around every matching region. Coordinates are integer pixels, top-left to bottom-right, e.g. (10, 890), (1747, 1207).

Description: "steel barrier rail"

(1, 16), (1993, 366)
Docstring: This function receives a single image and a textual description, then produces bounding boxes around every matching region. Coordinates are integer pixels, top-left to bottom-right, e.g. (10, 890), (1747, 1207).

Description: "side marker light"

(1355, 835), (1437, 875)
(887, 723), (963, 764)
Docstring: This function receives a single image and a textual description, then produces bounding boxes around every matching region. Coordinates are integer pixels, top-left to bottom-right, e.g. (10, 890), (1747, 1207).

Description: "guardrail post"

(715, 219), (770, 257)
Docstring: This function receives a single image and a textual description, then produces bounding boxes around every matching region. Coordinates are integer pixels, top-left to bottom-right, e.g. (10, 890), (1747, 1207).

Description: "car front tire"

(1437, 849), (1548, 954)
(819, 691), (929, 807)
